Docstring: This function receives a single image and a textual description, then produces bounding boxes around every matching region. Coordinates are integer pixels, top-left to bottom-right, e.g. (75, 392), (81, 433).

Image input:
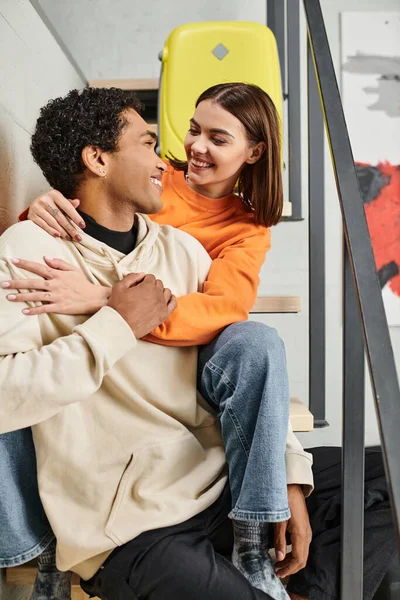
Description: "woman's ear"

(246, 142), (266, 165)
(81, 145), (108, 178)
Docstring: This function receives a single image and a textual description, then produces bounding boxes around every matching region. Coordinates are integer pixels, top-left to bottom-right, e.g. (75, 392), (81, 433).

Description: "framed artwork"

(341, 12), (400, 326)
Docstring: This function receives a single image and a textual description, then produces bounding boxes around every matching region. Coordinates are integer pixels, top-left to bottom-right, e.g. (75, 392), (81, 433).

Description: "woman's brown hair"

(168, 82), (283, 227)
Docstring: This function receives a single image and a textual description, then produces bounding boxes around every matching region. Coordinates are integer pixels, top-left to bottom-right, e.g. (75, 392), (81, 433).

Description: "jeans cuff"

(0, 530), (54, 568)
(229, 507), (291, 523)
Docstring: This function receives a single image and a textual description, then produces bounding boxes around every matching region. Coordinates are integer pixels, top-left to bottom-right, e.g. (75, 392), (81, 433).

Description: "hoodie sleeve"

(145, 227), (270, 347)
(0, 253), (136, 433)
(285, 420), (314, 497)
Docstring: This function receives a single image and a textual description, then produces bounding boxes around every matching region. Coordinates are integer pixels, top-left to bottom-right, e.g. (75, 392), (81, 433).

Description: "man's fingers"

(275, 543), (309, 578)
(275, 554), (292, 571)
(275, 553), (299, 578)
(276, 557), (303, 579)
(167, 295), (177, 314)
(143, 274), (156, 284)
(122, 273), (146, 288)
(163, 288), (172, 303)
(274, 521), (288, 562)
(289, 531), (310, 570)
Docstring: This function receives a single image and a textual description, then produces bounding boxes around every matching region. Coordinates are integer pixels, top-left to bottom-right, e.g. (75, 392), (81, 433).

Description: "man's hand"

(107, 273), (176, 338)
(275, 484), (312, 579)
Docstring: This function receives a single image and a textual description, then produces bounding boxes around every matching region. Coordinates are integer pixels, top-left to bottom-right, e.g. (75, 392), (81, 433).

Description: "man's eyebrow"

(190, 118), (234, 138)
(140, 130), (158, 141)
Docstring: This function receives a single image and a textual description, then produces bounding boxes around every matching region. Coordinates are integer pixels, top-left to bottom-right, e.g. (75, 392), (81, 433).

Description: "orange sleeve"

(144, 228), (270, 347)
(18, 207), (29, 221)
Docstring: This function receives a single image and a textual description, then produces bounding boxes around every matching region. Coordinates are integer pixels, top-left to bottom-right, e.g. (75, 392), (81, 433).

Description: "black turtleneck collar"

(78, 210), (138, 255)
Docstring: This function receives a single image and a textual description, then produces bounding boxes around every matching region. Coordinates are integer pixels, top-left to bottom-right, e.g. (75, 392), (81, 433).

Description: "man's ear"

(81, 145), (108, 178)
(246, 142), (266, 165)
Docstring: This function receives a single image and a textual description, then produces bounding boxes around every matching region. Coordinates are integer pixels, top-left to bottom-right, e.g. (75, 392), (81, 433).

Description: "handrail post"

(341, 242), (365, 599)
(287, 0), (303, 220)
(307, 36), (327, 427)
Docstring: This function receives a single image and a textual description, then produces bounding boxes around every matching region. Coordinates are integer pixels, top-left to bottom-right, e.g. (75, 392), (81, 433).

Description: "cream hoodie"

(0, 215), (313, 579)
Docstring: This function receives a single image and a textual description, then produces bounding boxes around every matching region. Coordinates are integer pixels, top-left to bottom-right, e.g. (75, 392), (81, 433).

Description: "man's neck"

(76, 184), (135, 232)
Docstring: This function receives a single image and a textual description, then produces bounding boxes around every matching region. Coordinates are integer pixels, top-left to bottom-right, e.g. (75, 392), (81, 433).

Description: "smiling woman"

(169, 82), (283, 227)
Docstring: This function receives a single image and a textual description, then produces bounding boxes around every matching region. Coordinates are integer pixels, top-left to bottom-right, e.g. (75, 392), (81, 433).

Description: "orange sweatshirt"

(19, 164), (271, 346)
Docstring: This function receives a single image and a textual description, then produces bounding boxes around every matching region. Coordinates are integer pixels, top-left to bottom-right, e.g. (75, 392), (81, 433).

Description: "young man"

(0, 87), (310, 600)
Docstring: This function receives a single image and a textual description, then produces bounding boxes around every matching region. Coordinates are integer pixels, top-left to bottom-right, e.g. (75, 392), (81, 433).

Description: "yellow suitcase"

(159, 21), (283, 160)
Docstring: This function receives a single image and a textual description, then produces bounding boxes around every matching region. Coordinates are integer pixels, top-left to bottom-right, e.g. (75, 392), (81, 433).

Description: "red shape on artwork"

(356, 161), (400, 297)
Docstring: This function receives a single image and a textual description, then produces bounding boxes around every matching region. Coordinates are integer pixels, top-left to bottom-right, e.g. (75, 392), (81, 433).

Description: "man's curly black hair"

(30, 87), (143, 198)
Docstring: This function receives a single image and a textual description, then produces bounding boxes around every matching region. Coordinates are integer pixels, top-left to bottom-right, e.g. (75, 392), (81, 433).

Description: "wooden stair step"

(250, 296), (301, 313)
(6, 562), (81, 586)
(290, 397), (313, 432)
(6, 562), (94, 599)
(89, 78), (159, 91)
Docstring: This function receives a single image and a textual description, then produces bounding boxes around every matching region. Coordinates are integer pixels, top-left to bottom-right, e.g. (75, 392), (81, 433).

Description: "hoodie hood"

(70, 213), (161, 281)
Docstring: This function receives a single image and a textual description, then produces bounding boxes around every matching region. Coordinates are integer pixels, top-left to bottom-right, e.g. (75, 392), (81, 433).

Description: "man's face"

(105, 109), (164, 214)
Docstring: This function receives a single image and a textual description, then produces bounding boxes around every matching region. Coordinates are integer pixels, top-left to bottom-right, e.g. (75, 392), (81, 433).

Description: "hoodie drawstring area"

(101, 245), (148, 281)
(102, 246), (123, 280)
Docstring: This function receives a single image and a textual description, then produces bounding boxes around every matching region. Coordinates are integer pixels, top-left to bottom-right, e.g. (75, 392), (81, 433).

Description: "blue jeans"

(198, 321), (290, 523)
(0, 428), (52, 567)
(0, 321), (289, 566)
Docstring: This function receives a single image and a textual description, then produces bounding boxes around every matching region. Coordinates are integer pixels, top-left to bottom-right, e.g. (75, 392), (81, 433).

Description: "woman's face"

(183, 100), (259, 198)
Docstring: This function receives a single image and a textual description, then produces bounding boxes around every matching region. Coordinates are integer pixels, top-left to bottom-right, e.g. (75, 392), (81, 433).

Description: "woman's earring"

(98, 168), (107, 178)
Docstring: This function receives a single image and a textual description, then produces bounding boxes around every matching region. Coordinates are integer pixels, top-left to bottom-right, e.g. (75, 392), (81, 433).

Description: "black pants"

(81, 484), (272, 600)
(82, 447), (395, 600)
(288, 446), (397, 600)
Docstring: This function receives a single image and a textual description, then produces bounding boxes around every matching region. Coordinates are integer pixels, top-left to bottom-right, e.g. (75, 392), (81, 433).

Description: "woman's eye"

(188, 129), (199, 135)
(145, 141), (154, 146)
(212, 138), (226, 145)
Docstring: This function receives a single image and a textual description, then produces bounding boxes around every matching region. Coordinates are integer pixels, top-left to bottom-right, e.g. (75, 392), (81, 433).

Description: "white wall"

(0, 0), (85, 234)
(0, 1), (84, 596)
(36, 0), (267, 80)
(9, 0), (400, 449)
